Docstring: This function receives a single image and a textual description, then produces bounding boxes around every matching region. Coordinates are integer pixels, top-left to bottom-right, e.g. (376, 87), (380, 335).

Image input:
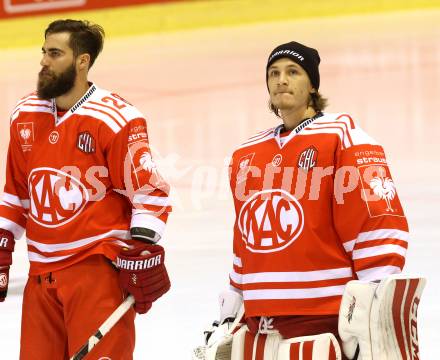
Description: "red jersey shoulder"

(304, 112), (379, 150)
(233, 126), (276, 156)
(80, 89), (145, 134)
(10, 92), (52, 125)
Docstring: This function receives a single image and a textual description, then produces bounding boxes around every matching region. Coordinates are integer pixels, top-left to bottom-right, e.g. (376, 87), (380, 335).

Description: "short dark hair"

(45, 19), (105, 68)
(269, 91), (328, 118)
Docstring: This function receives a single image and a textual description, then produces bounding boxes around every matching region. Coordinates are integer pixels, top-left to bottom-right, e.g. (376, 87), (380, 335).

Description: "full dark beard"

(37, 64), (76, 100)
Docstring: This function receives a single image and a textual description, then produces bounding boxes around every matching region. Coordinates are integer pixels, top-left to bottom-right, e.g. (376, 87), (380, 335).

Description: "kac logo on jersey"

(238, 189), (304, 253)
(297, 146), (318, 171)
(28, 168), (89, 228)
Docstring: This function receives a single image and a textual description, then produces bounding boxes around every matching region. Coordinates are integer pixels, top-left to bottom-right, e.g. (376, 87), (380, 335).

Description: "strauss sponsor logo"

(238, 189), (304, 253)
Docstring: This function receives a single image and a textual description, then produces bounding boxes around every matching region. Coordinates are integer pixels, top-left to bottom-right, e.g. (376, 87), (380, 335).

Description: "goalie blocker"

(339, 275), (426, 360)
(195, 275), (425, 360)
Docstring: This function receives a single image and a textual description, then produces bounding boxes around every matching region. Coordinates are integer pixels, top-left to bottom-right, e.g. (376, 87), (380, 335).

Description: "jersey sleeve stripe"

(26, 229), (130, 253)
(336, 114), (356, 128)
(356, 265), (401, 281)
(314, 121), (354, 145)
(2, 192), (29, 209)
(130, 212), (166, 238)
(343, 229), (409, 252)
(78, 106), (122, 133)
(132, 194), (170, 207)
(301, 128), (350, 149)
(242, 285), (346, 301)
(88, 100), (128, 127)
(306, 125), (352, 148)
(352, 244), (407, 260)
(238, 133), (275, 150)
(232, 267), (353, 285)
(357, 229), (409, 243)
(0, 216), (25, 239)
(230, 269), (243, 284)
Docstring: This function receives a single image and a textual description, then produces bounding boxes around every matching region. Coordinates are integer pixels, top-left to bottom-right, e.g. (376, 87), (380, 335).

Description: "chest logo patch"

(17, 122), (34, 151)
(49, 131), (59, 144)
(236, 153), (255, 184)
(238, 189), (304, 253)
(272, 154), (282, 166)
(28, 167), (89, 228)
(297, 146), (318, 171)
(77, 131), (96, 154)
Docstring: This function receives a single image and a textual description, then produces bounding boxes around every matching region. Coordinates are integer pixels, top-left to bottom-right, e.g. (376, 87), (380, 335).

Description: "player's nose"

(40, 54), (49, 67)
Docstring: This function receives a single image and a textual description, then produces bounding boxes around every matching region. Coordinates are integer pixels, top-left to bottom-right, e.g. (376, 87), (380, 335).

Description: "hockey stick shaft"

(70, 295), (135, 360)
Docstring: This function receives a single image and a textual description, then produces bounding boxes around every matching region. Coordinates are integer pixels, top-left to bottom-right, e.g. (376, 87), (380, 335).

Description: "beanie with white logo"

(266, 41), (321, 90)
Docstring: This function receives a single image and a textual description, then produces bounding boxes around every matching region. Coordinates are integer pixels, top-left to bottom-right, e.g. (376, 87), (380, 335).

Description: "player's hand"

(0, 229), (15, 302)
(116, 243), (170, 314)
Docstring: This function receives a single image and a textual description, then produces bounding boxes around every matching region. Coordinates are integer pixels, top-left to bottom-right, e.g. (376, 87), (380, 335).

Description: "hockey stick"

(70, 295), (135, 360)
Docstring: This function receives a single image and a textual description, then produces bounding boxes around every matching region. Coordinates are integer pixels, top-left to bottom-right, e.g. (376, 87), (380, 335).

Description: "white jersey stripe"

(0, 216), (25, 240)
(88, 101), (128, 127)
(352, 244), (407, 260)
(243, 285), (346, 300)
(343, 240), (356, 252)
(230, 267), (353, 285)
(302, 126), (351, 148)
(248, 128), (274, 140)
(230, 271), (243, 285)
(356, 265), (401, 281)
(28, 252), (72, 263)
(237, 133), (274, 150)
(27, 230), (130, 253)
(11, 106), (52, 121)
(2, 192), (30, 209)
(357, 229), (409, 243)
(130, 212), (166, 238)
(76, 106), (122, 133)
(132, 194), (170, 207)
(344, 229), (409, 253)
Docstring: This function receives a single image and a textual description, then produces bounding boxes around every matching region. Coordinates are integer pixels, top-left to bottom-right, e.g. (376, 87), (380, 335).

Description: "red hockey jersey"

(229, 113), (408, 317)
(0, 84), (171, 275)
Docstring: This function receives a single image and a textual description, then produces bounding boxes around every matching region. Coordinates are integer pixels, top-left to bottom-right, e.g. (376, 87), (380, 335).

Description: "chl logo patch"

(28, 167), (89, 228)
(238, 189), (304, 253)
(297, 146), (318, 171)
(236, 152), (255, 184)
(77, 131), (96, 154)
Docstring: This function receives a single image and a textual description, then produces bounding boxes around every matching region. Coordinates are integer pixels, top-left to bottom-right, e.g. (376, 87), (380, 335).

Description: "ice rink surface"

(0, 8), (439, 359)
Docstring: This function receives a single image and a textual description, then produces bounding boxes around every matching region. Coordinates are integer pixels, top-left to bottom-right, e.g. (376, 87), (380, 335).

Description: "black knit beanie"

(266, 41), (320, 90)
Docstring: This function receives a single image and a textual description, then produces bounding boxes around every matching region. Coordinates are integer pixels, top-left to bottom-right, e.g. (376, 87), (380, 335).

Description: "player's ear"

(77, 53), (91, 71)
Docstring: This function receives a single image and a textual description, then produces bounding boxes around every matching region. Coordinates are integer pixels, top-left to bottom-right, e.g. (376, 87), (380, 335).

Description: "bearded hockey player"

(0, 20), (171, 359)
(194, 42), (425, 360)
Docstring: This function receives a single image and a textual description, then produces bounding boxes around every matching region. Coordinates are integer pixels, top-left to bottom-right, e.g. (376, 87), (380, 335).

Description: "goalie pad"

(231, 328), (341, 360)
(192, 290), (244, 360)
(339, 275), (426, 359)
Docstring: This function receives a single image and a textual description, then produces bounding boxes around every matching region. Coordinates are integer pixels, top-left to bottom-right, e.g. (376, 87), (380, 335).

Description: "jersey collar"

(274, 112), (323, 149)
(52, 83), (98, 126)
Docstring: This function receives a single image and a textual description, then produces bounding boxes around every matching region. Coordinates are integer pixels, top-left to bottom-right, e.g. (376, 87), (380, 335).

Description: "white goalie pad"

(231, 328), (341, 360)
(339, 275), (426, 359)
(192, 290), (244, 360)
